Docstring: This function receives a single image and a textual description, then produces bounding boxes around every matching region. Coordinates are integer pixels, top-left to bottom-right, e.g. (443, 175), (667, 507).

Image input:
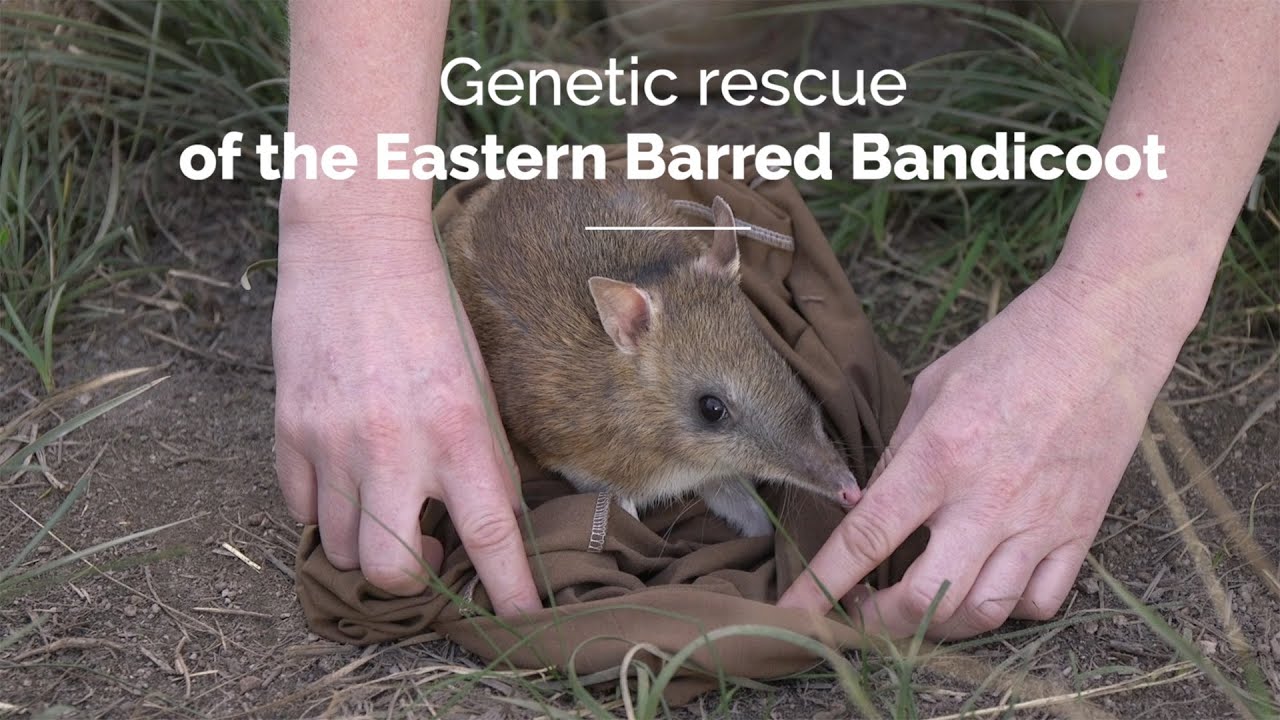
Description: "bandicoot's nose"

(838, 484), (861, 508)
(833, 467), (862, 508)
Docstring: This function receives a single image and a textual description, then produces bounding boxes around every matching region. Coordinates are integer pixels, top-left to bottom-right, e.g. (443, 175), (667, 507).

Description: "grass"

(793, 1), (1279, 366)
(0, 0), (618, 389)
(0, 74), (138, 392)
(1, 372), (175, 642)
(1, 0), (1277, 718)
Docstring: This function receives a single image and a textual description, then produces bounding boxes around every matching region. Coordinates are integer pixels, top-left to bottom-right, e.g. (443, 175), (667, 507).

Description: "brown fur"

(441, 174), (855, 516)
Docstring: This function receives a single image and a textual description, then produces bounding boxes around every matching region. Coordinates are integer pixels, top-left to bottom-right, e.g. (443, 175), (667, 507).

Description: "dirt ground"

(3, 5), (1278, 719)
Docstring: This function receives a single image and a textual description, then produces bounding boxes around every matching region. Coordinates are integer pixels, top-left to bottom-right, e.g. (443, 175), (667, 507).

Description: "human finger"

(316, 464), (361, 571)
(849, 520), (1000, 638)
(358, 450), (438, 596)
(441, 425), (541, 616)
(919, 537), (1042, 640)
(777, 447), (939, 613)
(476, 386), (524, 512)
(275, 435), (318, 524)
(1011, 541), (1089, 621)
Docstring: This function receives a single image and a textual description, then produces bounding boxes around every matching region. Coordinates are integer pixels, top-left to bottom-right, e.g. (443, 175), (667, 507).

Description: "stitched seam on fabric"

(588, 491), (611, 553)
(671, 199), (795, 252)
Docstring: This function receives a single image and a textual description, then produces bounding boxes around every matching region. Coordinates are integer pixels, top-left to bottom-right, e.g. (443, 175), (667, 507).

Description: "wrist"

(279, 171), (434, 227)
(1037, 259), (1200, 371)
(1003, 267), (1186, 426)
(1052, 192), (1226, 351)
(277, 209), (446, 285)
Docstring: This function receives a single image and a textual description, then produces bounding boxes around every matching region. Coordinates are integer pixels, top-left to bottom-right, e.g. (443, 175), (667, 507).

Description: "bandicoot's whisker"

(585, 226), (737, 231)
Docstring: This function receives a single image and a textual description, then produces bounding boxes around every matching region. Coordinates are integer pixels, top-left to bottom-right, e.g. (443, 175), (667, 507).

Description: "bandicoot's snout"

(830, 467), (862, 508)
(783, 436), (864, 509)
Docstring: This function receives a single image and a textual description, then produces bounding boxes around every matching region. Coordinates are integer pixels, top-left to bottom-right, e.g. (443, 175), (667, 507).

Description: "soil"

(2, 5), (1278, 719)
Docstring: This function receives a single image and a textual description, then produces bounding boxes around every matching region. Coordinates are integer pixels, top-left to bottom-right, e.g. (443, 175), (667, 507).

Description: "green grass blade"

(0, 376), (168, 475)
(1089, 556), (1278, 718)
(0, 466), (91, 579)
(0, 515), (197, 602)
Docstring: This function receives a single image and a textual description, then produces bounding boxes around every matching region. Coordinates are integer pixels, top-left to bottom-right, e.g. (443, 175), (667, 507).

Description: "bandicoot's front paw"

(700, 481), (775, 538)
(731, 502), (775, 538)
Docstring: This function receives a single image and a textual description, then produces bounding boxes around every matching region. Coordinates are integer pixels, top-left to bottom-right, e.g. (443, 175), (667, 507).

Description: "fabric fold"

(295, 145), (920, 704)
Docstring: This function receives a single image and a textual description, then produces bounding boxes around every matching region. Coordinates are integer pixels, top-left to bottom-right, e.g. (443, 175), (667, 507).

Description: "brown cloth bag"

(295, 145), (923, 704)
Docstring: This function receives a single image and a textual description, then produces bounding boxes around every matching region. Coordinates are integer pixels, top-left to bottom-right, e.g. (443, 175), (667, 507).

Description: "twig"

(137, 645), (178, 675)
(217, 541), (262, 572)
(263, 551), (295, 581)
(139, 327), (273, 373)
(1153, 401), (1280, 599)
(864, 255), (988, 304)
(924, 662), (1199, 720)
(174, 631), (193, 699)
(1139, 422), (1256, 718)
(13, 636), (127, 661)
(0, 363), (165, 438)
(1167, 344), (1279, 407)
(140, 565), (225, 643)
(114, 289), (186, 313)
(191, 606), (274, 620)
(7, 500), (225, 649)
(390, 631), (443, 649)
(167, 269), (233, 289)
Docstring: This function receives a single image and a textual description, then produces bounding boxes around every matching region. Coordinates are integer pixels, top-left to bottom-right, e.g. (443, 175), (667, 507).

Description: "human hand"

(272, 215), (541, 615)
(778, 266), (1178, 639)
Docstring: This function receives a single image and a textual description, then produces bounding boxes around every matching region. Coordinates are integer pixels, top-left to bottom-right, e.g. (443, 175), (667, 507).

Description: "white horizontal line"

(584, 226), (735, 231)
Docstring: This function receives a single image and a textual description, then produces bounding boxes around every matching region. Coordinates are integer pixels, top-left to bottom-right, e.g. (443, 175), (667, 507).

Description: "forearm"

(280, 0), (449, 231)
(1053, 0), (1279, 352)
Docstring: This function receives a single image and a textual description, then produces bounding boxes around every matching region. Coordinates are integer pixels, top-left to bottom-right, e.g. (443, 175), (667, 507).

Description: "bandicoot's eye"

(698, 395), (728, 423)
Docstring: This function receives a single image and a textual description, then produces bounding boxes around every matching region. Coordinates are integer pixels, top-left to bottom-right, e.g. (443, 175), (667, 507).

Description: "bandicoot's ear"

(697, 196), (741, 279)
(588, 276), (656, 353)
